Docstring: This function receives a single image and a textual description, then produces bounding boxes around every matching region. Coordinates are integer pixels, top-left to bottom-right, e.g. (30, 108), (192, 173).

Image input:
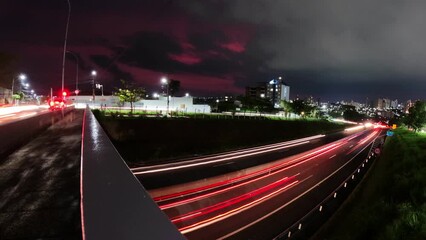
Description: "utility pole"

(91, 70), (97, 102)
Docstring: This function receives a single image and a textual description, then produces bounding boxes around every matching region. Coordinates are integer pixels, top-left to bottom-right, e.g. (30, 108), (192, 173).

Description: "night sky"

(1, 0), (425, 102)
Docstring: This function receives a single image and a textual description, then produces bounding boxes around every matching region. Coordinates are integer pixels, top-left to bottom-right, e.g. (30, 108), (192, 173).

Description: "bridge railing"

(80, 106), (185, 240)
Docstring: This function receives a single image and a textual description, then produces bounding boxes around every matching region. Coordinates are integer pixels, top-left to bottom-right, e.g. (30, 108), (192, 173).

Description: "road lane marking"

(329, 154), (336, 159)
(17, 112), (37, 118)
(0, 113), (16, 119)
(218, 139), (375, 240)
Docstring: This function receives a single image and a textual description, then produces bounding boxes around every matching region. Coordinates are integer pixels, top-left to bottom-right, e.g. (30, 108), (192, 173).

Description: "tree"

(280, 100), (293, 118)
(114, 79), (145, 114)
(342, 105), (365, 122)
(404, 101), (426, 132)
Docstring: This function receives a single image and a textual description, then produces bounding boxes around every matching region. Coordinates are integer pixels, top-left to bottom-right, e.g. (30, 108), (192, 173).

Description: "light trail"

(153, 129), (380, 238)
(0, 114), (16, 119)
(132, 134), (325, 173)
(171, 175), (299, 224)
(179, 178), (306, 234)
(217, 134), (379, 239)
(346, 129), (380, 155)
(0, 105), (41, 115)
(17, 112), (37, 118)
(154, 142), (344, 203)
(134, 141), (310, 174)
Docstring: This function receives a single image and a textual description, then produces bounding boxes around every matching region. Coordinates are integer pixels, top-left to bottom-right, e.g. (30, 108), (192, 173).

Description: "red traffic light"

(62, 91), (67, 97)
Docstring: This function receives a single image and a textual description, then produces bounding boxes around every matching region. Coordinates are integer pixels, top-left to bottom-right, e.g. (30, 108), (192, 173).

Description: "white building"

(68, 95), (211, 113)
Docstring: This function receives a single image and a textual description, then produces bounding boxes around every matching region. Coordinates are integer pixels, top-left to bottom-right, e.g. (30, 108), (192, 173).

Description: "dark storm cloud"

(183, 1), (426, 76)
(104, 29), (268, 80)
(91, 55), (133, 82)
(181, 0), (426, 100)
(120, 31), (182, 70)
(2, 0), (425, 100)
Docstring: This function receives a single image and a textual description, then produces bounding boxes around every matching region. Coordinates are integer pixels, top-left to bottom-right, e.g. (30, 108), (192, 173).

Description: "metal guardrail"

(80, 106), (185, 240)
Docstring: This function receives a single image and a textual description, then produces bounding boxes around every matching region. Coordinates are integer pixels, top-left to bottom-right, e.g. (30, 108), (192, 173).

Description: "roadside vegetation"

(314, 128), (426, 240)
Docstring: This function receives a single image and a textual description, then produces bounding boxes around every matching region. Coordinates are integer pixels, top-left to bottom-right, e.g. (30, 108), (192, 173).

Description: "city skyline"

(1, 0), (426, 102)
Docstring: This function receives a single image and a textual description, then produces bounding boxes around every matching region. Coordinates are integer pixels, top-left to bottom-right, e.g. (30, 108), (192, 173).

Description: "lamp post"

(61, 0), (71, 93)
(216, 99), (220, 112)
(66, 51), (79, 94)
(91, 70), (97, 101)
(161, 77), (169, 116)
(11, 73), (26, 105)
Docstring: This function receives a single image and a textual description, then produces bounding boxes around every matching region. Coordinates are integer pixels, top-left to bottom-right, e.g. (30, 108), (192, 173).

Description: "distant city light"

(161, 77), (168, 84)
(91, 70), (97, 76)
(185, 93), (190, 97)
(19, 74), (27, 80)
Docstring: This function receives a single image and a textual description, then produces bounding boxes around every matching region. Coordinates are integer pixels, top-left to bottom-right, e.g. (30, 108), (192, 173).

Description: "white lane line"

(0, 113), (16, 119)
(17, 112), (37, 118)
(329, 154), (337, 159)
(217, 139), (375, 240)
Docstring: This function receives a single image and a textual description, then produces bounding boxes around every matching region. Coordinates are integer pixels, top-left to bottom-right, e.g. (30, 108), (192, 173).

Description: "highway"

(0, 105), (50, 125)
(133, 128), (384, 239)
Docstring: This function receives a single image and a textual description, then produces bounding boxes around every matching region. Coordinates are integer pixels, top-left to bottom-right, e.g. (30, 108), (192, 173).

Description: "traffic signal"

(62, 91), (67, 97)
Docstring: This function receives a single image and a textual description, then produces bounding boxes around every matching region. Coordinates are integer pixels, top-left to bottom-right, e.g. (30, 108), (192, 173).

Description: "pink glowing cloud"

(169, 53), (202, 65)
(220, 42), (246, 53)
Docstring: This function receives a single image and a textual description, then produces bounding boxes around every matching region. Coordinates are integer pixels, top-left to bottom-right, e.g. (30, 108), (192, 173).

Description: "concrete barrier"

(80, 106), (184, 240)
(0, 107), (75, 158)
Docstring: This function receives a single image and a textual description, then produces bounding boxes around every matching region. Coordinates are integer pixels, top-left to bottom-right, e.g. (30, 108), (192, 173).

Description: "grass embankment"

(315, 128), (426, 240)
(94, 111), (347, 165)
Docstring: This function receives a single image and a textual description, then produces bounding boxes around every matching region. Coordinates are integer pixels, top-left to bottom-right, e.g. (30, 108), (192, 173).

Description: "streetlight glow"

(91, 70), (97, 76)
(161, 77), (168, 84)
(185, 93), (190, 97)
(19, 74), (27, 80)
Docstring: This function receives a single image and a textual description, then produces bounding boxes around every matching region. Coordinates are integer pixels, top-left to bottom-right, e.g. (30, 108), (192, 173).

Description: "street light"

(66, 51), (79, 94)
(91, 70), (97, 101)
(11, 73), (27, 105)
(216, 99), (220, 112)
(61, 0), (71, 93)
(161, 77), (169, 116)
(185, 93), (190, 97)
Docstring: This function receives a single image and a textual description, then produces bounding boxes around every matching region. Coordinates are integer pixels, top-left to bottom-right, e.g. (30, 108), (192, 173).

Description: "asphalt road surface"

(0, 110), (83, 239)
(139, 128), (383, 239)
